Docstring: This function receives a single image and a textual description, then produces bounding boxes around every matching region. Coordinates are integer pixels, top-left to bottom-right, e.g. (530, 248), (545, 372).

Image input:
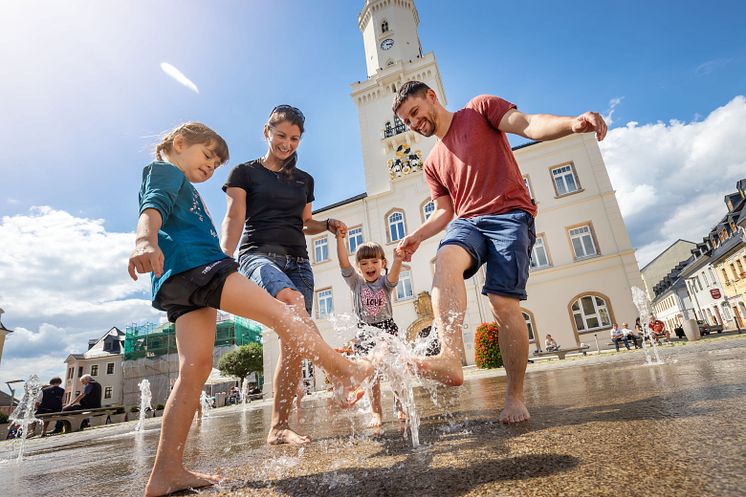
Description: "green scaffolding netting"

(124, 316), (262, 360)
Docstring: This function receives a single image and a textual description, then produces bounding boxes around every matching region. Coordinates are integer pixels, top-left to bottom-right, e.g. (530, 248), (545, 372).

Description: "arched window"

(571, 294), (612, 332)
(422, 199), (435, 221)
(387, 210), (406, 242)
(381, 20), (389, 33)
(522, 309), (536, 342)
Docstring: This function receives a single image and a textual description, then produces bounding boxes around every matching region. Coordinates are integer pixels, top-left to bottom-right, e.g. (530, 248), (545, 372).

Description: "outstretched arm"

(335, 226), (352, 270)
(397, 195), (454, 262)
(128, 209), (164, 280)
(302, 203), (346, 236)
(221, 187), (247, 257)
(499, 108), (607, 142)
(386, 248), (405, 286)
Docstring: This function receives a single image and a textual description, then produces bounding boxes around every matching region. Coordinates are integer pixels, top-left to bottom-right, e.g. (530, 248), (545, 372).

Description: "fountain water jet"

(134, 379), (152, 431)
(631, 287), (663, 365)
(8, 375), (42, 460)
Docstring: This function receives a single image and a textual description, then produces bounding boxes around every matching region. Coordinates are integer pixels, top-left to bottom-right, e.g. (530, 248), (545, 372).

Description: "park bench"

(35, 406), (124, 434)
(532, 344), (589, 360)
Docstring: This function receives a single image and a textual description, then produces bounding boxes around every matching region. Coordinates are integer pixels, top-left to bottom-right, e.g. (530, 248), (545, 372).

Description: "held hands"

(336, 226), (348, 239)
(128, 241), (165, 280)
(571, 112), (607, 141)
(327, 218), (347, 236)
(396, 233), (421, 262)
(393, 246), (406, 261)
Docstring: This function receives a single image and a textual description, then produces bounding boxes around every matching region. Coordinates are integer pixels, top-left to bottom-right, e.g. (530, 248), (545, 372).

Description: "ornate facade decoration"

(388, 143), (423, 180)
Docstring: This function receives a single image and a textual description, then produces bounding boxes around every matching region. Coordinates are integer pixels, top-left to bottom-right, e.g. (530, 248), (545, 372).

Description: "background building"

(640, 240), (696, 301)
(63, 327), (125, 406)
(261, 0), (645, 396)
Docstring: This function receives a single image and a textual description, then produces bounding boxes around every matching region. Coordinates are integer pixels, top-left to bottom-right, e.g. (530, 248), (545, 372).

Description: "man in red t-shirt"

(393, 81), (606, 424)
(647, 314), (671, 343)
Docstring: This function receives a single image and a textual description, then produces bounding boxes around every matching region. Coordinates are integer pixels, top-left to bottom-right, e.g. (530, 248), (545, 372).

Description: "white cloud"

(600, 96), (746, 267)
(160, 62), (199, 93)
(603, 96), (624, 127)
(695, 58), (731, 76)
(0, 207), (163, 383)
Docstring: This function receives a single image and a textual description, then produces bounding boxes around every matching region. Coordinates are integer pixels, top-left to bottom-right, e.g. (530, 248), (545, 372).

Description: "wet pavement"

(2, 335), (745, 496)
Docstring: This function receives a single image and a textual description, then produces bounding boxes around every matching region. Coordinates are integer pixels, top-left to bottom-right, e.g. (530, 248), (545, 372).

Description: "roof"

(0, 315), (13, 334)
(640, 239), (697, 272)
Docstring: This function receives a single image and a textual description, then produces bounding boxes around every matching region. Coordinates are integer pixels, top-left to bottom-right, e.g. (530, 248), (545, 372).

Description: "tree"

(218, 343), (263, 381)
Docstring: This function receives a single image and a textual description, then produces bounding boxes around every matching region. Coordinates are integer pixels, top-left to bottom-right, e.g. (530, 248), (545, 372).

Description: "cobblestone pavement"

(2, 335), (745, 496)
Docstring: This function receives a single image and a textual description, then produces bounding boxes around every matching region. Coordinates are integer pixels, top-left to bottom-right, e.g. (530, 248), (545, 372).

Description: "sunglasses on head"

(270, 104), (305, 122)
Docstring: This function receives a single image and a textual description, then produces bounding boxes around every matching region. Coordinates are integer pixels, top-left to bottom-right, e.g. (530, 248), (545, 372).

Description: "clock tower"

(352, 0), (447, 195)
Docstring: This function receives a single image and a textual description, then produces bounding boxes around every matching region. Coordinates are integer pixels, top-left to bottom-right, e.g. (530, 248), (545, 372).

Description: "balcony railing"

(383, 122), (407, 139)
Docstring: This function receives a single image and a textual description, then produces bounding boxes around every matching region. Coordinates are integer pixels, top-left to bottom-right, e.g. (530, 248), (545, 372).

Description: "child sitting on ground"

(128, 122), (371, 497)
(335, 228), (407, 427)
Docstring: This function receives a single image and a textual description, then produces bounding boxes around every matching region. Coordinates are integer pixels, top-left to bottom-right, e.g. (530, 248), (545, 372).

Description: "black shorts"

(355, 318), (399, 356)
(153, 258), (239, 323)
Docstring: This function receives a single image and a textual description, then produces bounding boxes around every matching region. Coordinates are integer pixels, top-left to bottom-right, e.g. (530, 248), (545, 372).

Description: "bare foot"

(267, 427), (311, 445)
(498, 396), (530, 424)
(367, 412), (383, 428)
(145, 468), (220, 496)
(412, 354), (464, 386)
(333, 359), (374, 408)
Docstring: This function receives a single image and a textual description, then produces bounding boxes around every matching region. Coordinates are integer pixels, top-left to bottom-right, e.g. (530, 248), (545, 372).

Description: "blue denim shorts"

(439, 210), (536, 300)
(238, 252), (314, 315)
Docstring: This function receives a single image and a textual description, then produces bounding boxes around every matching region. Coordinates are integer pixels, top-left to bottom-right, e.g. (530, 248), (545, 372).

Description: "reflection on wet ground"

(2, 336), (745, 496)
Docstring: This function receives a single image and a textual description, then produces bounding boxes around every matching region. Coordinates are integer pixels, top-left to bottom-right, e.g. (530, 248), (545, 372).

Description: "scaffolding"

(124, 315), (262, 360)
(121, 314), (263, 406)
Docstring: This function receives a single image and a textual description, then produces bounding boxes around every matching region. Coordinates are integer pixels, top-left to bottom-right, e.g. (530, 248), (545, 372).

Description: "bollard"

(594, 333), (600, 353)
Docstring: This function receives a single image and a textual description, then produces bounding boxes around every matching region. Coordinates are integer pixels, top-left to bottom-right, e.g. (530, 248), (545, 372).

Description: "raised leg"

(219, 274), (372, 406)
(412, 245), (473, 386)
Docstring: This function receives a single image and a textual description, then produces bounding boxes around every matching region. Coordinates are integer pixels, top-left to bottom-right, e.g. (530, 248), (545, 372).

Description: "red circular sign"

(710, 289), (722, 299)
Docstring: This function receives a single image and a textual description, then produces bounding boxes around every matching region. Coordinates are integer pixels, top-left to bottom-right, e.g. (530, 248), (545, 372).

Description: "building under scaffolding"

(122, 314), (262, 406)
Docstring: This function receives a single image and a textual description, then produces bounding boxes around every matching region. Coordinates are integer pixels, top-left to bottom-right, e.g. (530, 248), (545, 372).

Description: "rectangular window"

(701, 271), (709, 286)
(107, 363), (115, 375)
(104, 386), (112, 400)
(551, 163), (580, 196)
(90, 364), (98, 376)
(569, 225), (597, 259)
(529, 235), (550, 270)
(347, 226), (364, 254)
(314, 237), (329, 263)
(396, 270), (414, 300)
(67, 368), (73, 380)
(523, 175), (533, 199)
(78, 366), (83, 378)
(317, 289), (333, 319)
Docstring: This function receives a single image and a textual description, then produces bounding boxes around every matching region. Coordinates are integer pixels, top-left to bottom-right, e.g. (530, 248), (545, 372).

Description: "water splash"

(200, 391), (212, 418)
(134, 379), (152, 431)
(631, 287), (663, 365)
(240, 376), (249, 411)
(8, 375), (43, 460)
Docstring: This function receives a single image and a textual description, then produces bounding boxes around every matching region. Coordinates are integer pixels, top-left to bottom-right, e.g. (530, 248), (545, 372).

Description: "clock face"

(380, 38), (395, 50)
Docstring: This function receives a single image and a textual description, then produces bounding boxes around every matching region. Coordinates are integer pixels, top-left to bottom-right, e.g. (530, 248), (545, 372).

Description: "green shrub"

(130, 406), (139, 413)
(0, 412), (8, 424)
(113, 407), (125, 415)
(475, 322), (503, 368)
(155, 404), (165, 411)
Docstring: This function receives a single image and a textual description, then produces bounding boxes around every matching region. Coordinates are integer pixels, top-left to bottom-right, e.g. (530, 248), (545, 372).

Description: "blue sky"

(1, 0), (745, 382)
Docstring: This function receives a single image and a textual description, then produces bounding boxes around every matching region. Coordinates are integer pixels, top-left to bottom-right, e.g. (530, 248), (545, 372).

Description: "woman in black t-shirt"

(221, 105), (345, 445)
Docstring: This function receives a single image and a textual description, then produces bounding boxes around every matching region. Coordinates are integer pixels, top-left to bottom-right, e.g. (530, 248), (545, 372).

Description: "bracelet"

(326, 219), (331, 232)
